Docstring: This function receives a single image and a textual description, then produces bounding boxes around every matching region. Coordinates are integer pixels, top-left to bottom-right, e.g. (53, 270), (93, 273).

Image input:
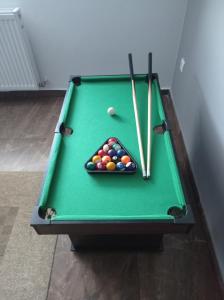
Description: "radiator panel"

(0, 8), (40, 91)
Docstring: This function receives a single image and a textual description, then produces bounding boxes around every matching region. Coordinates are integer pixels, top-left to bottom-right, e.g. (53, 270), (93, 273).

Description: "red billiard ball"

(98, 149), (106, 157)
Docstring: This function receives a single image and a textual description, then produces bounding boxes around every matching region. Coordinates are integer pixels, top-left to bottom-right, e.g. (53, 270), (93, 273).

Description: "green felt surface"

(39, 75), (186, 221)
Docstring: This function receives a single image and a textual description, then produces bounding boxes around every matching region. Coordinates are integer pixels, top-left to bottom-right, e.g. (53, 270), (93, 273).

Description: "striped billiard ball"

(112, 143), (121, 151)
(92, 155), (101, 164)
(102, 155), (111, 165)
(126, 162), (136, 171)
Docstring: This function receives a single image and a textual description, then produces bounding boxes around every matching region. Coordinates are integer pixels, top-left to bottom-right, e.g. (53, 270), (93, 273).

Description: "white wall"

(172, 0), (224, 280)
(0, 0), (188, 89)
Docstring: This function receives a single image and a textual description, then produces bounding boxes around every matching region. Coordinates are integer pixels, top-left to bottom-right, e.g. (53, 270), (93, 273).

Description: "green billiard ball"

(112, 143), (121, 151)
(86, 161), (95, 170)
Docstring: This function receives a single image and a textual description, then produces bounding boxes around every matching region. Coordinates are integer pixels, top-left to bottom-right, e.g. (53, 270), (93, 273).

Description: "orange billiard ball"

(121, 155), (131, 164)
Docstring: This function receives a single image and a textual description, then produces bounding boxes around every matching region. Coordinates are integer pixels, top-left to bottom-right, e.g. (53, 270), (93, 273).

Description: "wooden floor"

(0, 93), (62, 171)
(0, 91), (223, 300)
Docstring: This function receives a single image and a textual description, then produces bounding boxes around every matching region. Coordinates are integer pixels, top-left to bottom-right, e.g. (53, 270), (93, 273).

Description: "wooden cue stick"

(128, 53), (146, 179)
(147, 52), (152, 178)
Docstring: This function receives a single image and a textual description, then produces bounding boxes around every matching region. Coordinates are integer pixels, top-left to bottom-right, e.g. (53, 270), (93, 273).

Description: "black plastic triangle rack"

(85, 137), (137, 174)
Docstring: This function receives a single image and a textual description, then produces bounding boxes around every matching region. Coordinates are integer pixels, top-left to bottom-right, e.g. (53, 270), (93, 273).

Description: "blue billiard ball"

(116, 162), (126, 171)
(117, 149), (126, 157)
(125, 162), (136, 171)
(108, 149), (117, 157)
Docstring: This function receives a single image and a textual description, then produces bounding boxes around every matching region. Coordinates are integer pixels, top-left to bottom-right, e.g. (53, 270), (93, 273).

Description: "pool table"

(31, 74), (194, 250)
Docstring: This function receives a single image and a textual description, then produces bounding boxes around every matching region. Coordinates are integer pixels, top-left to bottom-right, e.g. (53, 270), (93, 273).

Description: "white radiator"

(0, 8), (40, 91)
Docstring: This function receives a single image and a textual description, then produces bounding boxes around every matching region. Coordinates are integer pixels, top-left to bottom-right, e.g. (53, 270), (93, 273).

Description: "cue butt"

(147, 52), (153, 179)
(148, 52), (152, 80)
(128, 53), (134, 81)
(146, 78), (152, 179)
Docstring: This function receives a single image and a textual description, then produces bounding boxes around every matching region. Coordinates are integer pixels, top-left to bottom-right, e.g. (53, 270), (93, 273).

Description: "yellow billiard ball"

(106, 162), (116, 171)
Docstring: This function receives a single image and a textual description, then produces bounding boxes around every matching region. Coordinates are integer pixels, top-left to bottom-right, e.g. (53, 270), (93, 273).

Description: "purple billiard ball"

(108, 149), (117, 157)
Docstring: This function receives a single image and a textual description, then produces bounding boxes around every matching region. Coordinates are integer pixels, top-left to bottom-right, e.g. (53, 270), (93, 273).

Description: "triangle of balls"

(85, 137), (137, 174)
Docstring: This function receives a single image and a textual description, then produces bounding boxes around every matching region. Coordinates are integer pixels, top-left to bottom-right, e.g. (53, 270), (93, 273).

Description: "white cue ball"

(107, 107), (116, 116)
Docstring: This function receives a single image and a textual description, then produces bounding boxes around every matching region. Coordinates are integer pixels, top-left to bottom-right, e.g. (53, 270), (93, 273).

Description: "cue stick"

(147, 52), (152, 178)
(128, 53), (146, 179)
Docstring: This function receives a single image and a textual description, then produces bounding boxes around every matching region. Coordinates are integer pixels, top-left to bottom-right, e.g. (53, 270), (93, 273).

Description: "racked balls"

(86, 138), (136, 173)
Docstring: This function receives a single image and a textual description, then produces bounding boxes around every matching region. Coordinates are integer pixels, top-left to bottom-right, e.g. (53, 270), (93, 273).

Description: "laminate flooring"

(0, 94), (63, 171)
